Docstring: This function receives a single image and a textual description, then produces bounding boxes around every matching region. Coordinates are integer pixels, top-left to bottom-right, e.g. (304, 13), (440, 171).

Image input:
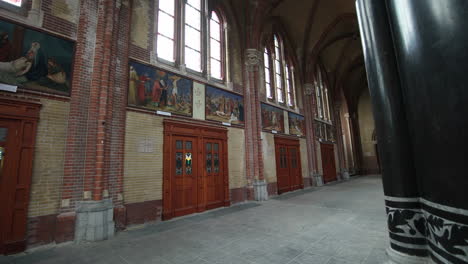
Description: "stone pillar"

(303, 83), (320, 186)
(27, 0), (43, 26)
(343, 113), (355, 172)
(244, 49), (267, 201)
(332, 103), (345, 180)
(358, 1), (468, 263)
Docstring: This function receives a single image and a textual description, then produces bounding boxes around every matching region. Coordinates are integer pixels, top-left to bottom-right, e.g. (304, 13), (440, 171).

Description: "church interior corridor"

(0, 175), (389, 264)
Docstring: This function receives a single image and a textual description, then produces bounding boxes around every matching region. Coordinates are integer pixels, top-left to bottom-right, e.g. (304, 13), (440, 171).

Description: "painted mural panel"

(261, 103), (284, 133)
(0, 19), (74, 95)
(128, 61), (193, 116)
(288, 112), (305, 136)
(206, 86), (244, 125)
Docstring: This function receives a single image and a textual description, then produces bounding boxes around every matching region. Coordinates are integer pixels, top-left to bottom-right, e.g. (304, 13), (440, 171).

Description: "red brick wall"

(41, 0), (77, 38)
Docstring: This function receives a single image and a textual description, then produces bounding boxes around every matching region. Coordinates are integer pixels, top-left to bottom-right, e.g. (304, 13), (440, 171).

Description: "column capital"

(245, 49), (262, 72)
(304, 83), (314, 96)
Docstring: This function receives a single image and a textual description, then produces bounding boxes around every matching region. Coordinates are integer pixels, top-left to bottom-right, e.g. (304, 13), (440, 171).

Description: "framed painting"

(288, 112), (305, 136)
(261, 103), (284, 133)
(0, 19), (74, 96)
(128, 61), (193, 116)
(206, 85), (244, 125)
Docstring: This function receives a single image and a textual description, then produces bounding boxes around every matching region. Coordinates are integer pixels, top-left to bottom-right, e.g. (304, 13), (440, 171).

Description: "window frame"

(315, 66), (332, 123)
(208, 10), (226, 82)
(154, 0), (227, 83)
(184, 0), (203, 73)
(263, 34), (296, 109)
(0, 0), (26, 15)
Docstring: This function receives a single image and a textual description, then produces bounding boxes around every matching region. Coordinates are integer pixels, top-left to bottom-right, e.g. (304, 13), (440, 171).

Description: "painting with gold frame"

(128, 61), (193, 116)
(261, 103), (284, 132)
(206, 85), (244, 125)
(288, 112), (305, 136)
(0, 19), (74, 96)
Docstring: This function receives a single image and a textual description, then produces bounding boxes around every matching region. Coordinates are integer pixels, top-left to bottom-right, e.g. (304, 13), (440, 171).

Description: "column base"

(253, 180), (268, 201)
(342, 169), (350, 180)
(386, 247), (431, 264)
(313, 173), (324, 186)
(75, 199), (115, 242)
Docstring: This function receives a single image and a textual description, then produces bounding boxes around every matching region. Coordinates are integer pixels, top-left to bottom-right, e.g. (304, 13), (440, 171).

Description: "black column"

(357, 0), (468, 263)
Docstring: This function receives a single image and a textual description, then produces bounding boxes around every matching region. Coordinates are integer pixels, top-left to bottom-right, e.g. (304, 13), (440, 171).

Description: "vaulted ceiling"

(224, 0), (368, 112)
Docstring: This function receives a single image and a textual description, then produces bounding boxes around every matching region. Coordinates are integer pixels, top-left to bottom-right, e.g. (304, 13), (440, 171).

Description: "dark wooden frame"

(163, 119), (229, 220)
(0, 96), (41, 255)
(0, 17), (77, 97)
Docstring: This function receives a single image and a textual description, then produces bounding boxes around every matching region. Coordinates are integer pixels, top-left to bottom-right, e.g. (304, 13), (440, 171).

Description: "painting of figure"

(128, 61), (192, 116)
(0, 20), (74, 95)
(206, 86), (244, 125)
(288, 112), (305, 136)
(261, 103), (284, 133)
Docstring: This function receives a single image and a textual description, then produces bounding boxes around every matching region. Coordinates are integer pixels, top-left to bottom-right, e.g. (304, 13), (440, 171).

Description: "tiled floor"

(0, 175), (390, 264)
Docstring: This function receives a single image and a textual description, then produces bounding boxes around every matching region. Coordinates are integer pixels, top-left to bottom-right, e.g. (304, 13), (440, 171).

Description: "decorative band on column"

(385, 196), (468, 264)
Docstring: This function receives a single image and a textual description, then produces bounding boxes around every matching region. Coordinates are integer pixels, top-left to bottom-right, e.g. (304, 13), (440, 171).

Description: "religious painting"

(261, 103), (284, 133)
(206, 86), (244, 125)
(128, 61), (193, 116)
(288, 112), (305, 136)
(0, 19), (74, 96)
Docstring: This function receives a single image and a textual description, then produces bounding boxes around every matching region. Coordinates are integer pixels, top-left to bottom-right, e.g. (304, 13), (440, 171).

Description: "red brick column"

(56, 0), (131, 242)
(303, 83), (319, 185)
(243, 49), (267, 200)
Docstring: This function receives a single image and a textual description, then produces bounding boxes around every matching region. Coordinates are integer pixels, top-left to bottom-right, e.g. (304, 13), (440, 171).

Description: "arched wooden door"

(274, 137), (303, 194)
(0, 98), (40, 255)
(320, 143), (337, 183)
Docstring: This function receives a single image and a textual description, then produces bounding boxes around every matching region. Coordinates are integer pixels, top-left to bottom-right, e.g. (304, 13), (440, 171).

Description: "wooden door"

(275, 137), (303, 194)
(275, 144), (290, 194)
(204, 140), (224, 210)
(0, 118), (36, 254)
(288, 146), (302, 191)
(321, 143), (337, 183)
(172, 136), (198, 218)
(163, 120), (229, 220)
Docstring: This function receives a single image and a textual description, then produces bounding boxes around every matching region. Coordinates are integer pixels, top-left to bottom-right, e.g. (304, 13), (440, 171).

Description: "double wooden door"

(320, 143), (337, 183)
(0, 117), (38, 255)
(163, 120), (229, 220)
(275, 137), (303, 194)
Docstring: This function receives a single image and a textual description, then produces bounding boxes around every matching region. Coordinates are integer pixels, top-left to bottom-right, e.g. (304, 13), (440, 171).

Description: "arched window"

(264, 47), (273, 99)
(185, 0), (202, 71)
(156, 0), (176, 62)
(155, 0), (227, 81)
(263, 34), (296, 108)
(315, 67), (332, 122)
(209, 11), (223, 80)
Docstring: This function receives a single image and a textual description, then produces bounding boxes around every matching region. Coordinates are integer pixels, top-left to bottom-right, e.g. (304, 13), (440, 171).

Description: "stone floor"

(0, 175), (390, 264)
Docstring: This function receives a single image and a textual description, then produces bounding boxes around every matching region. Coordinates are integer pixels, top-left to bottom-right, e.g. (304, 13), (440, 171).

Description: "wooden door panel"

(205, 140), (224, 209)
(0, 118), (37, 255)
(172, 137), (197, 217)
(321, 143), (337, 183)
(275, 138), (303, 195)
(163, 120), (229, 220)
